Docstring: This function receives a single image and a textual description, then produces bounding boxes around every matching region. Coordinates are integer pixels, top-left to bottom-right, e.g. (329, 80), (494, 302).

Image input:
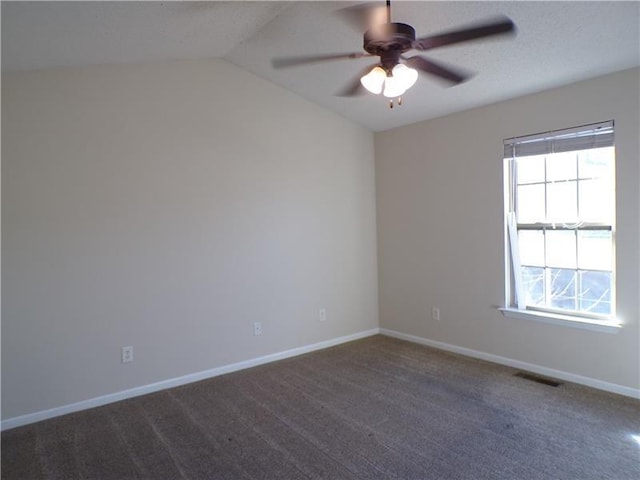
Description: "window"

(504, 121), (616, 322)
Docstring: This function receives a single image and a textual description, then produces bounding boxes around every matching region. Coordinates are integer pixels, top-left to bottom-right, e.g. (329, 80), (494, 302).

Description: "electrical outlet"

(121, 346), (134, 363)
(432, 308), (440, 321)
(253, 322), (262, 336)
(318, 308), (327, 322)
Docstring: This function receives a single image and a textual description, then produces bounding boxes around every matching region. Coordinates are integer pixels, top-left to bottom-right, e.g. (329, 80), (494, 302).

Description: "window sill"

(499, 308), (622, 333)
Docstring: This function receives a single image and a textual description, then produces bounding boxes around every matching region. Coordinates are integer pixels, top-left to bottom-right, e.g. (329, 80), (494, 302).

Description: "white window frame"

(501, 121), (622, 333)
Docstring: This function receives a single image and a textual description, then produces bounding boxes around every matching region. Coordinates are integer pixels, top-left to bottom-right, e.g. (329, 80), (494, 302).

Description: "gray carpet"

(2, 335), (639, 479)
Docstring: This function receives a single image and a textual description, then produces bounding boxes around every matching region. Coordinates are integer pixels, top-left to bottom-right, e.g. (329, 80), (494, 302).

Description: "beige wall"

(1, 59), (378, 419)
(3, 59), (637, 423)
(376, 68), (640, 390)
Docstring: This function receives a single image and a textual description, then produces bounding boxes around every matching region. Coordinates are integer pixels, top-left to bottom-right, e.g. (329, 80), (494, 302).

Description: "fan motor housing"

(363, 22), (416, 56)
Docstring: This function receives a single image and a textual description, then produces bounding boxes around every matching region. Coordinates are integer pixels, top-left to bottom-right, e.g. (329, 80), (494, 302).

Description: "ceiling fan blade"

(403, 55), (470, 85)
(335, 63), (380, 97)
(413, 15), (516, 51)
(334, 2), (388, 33)
(272, 52), (371, 69)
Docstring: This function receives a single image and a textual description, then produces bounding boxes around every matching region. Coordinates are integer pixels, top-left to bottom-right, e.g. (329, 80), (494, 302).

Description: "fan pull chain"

(389, 97), (403, 108)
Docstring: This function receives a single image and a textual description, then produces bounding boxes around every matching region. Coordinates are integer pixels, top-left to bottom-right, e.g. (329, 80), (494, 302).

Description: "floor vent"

(514, 372), (563, 387)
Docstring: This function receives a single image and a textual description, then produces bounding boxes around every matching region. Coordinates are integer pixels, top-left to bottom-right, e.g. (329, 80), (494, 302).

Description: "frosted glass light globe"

(360, 66), (386, 94)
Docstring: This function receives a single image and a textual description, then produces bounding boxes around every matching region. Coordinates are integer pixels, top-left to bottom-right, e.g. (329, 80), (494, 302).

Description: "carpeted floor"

(2, 335), (639, 479)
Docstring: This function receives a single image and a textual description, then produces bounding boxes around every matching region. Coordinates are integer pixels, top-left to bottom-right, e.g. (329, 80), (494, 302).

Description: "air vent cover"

(514, 372), (563, 387)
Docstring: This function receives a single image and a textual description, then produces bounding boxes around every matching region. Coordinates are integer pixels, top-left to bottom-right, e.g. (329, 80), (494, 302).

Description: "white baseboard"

(1, 328), (380, 431)
(379, 328), (640, 399)
(5, 327), (635, 431)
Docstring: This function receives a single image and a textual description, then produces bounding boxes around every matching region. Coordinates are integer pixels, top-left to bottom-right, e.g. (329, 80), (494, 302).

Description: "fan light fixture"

(360, 63), (418, 98)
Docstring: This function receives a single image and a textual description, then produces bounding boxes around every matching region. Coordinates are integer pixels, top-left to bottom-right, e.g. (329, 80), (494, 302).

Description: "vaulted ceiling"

(3, 1), (639, 131)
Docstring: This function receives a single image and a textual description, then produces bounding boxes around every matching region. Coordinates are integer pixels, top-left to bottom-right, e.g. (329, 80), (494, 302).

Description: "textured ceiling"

(2, 1), (639, 131)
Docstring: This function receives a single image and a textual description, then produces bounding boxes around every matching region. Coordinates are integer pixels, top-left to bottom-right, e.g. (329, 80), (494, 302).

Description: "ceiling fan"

(272, 1), (516, 106)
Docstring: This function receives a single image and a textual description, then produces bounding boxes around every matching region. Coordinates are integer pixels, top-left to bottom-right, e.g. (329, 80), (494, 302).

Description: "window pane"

(517, 184), (545, 223)
(577, 230), (612, 270)
(546, 230), (576, 268)
(578, 147), (614, 180)
(579, 178), (614, 222)
(522, 266), (544, 307)
(518, 230), (545, 266)
(547, 181), (577, 222)
(506, 124), (615, 319)
(546, 152), (577, 181)
(549, 268), (576, 311)
(517, 154), (545, 184)
(579, 270), (612, 315)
